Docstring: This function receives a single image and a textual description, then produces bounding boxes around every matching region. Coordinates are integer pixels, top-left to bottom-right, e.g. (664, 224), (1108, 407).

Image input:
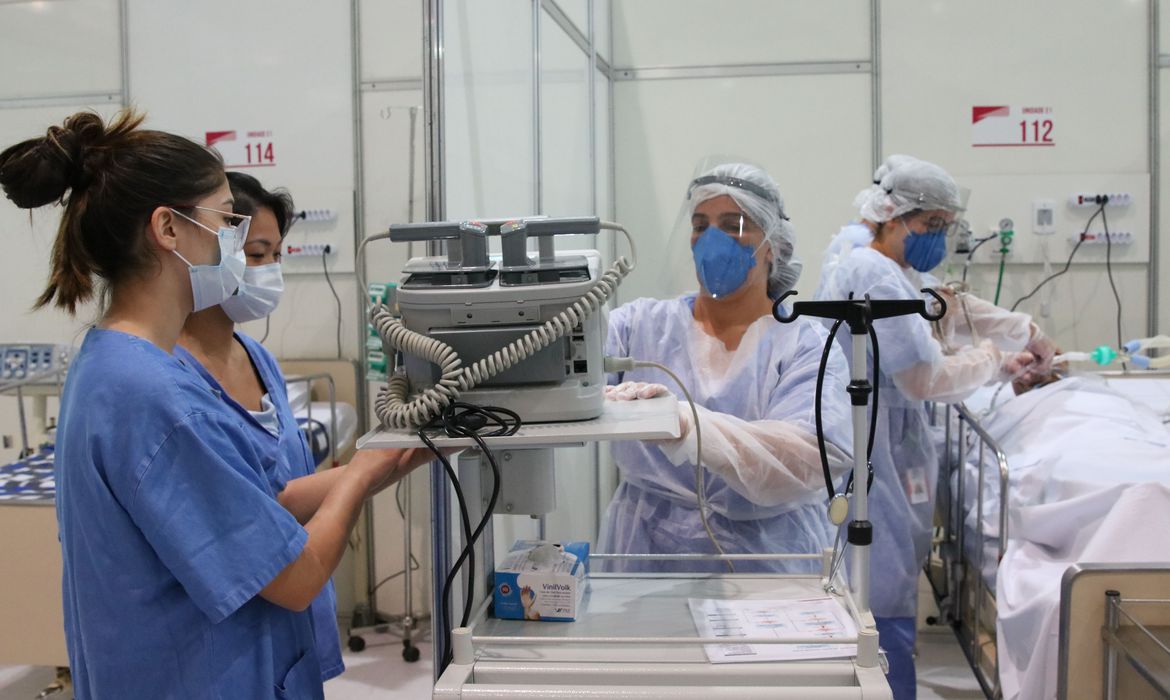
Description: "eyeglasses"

(912, 214), (961, 237)
(171, 205), (251, 252)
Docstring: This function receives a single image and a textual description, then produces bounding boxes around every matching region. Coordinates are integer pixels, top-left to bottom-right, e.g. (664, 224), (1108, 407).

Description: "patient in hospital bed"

(953, 372), (1170, 700)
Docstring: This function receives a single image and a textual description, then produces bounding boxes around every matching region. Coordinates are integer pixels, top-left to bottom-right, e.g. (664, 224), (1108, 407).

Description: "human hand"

(605, 381), (671, 401)
(999, 350), (1036, 382)
(1025, 327), (1058, 376)
(348, 447), (432, 495)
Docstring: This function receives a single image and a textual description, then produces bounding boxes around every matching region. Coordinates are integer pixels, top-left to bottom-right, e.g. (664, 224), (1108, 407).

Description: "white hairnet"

(686, 162), (801, 298)
(872, 154), (920, 184)
(855, 157), (963, 223)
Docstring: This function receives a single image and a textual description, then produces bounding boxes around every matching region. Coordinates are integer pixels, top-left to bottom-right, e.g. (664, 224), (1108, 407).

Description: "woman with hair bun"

(0, 111), (425, 699)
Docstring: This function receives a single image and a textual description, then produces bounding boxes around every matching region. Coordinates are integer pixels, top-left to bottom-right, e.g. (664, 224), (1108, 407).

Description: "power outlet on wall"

(1069, 192), (1132, 208)
(285, 243), (335, 257)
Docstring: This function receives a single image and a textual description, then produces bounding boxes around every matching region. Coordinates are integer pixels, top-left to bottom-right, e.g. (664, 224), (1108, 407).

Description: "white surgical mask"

(170, 208), (249, 312)
(221, 263), (284, 322)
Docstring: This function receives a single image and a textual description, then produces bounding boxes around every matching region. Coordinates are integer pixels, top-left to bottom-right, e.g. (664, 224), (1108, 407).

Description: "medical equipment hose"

(634, 360), (733, 574)
(371, 222), (637, 429)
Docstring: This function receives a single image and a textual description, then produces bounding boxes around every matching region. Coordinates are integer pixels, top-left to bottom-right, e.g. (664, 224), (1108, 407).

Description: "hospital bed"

(281, 359), (362, 469)
(926, 371), (1170, 700)
(0, 345), (71, 674)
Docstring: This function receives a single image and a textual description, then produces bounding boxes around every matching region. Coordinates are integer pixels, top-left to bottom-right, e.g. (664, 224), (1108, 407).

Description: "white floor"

(0, 630), (986, 699)
(916, 629), (987, 699)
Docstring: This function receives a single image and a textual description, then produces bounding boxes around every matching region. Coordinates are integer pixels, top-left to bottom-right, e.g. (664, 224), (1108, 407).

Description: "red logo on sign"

(972, 106), (1009, 124)
(499, 583), (512, 596)
(204, 131), (237, 147)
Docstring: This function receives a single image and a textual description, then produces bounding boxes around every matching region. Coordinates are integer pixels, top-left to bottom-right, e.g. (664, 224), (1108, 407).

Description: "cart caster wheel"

(402, 642), (421, 663)
(348, 636), (366, 652)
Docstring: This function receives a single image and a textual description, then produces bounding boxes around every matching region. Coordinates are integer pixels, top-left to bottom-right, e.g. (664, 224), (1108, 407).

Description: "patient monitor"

(371, 216), (629, 431)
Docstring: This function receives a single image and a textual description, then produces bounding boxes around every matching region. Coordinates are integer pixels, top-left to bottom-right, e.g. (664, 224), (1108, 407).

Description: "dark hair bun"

(0, 111), (107, 209)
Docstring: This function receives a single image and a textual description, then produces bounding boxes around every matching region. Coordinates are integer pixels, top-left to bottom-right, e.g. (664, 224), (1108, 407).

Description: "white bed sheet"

(946, 375), (1170, 700)
(293, 399), (359, 464)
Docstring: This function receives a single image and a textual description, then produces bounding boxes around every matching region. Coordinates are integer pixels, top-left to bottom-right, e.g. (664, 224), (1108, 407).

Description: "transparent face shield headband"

(687, 175), (789, 219)
(686, 174), (788, 245)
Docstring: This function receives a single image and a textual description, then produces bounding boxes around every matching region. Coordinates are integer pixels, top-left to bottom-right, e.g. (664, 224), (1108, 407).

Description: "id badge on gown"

(903, 466), (930, 505)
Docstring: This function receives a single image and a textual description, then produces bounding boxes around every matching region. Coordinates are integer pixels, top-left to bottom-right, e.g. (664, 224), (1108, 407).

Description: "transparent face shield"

(620, 157), (778, 303)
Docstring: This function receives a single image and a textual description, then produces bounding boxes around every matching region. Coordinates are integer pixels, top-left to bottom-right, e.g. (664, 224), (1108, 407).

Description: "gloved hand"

(999, 350), (1036, 382)
(1024, 325), (1058, 376)
(604, 381), (670, 401)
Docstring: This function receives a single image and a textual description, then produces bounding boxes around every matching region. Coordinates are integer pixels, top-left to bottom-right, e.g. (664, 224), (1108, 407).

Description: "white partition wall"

(610, 0), (1164, 352)
(127, 0), (360, 361)
(882, 0), (1154, 352)
(611, 1), (875, 303)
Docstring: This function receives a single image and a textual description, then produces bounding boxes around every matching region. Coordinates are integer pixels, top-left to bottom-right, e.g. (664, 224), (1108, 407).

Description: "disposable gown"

(937, 291), (1032, 355)
(599, 294), (853, 574)
(814, 246), (1003, 617)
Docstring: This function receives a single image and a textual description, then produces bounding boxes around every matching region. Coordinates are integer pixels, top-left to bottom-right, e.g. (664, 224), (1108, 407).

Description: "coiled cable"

(372, 222), (637, 429)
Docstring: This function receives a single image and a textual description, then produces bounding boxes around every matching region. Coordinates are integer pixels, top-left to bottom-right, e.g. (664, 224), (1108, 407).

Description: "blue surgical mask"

(901, 221), (948, 272)
(692, 225), (759, 298)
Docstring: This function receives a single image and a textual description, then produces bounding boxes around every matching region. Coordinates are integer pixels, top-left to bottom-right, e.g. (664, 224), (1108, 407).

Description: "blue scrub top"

(174, 333), (345, 681)
(55, 328), (324, 699)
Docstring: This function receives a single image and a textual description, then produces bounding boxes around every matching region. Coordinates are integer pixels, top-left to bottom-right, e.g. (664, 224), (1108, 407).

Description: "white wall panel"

(444, 0), (535, 220)
(882, 0), (1148, 176)
(540, 11), (592, 218)
(556, 0), (589, 42)
(0, 106), (113, 467)
(964, 264), (1149, 353)
(360, 92), (425, 286)
(0, 103), (124, 345)
(612, 0), (870, 68)
(882, 0), (1154, 343)
(0, 0), (121, 99)
(595, 70), (613, 221)
(1160, 0), (1170, 52)
(359, 0), (423, 81)
(127, 0), (357, 360)
(614, 74), (872, 304)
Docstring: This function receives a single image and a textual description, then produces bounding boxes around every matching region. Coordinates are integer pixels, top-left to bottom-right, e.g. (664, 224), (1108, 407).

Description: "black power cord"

(812, 303), (880, 502)
(321, 247), (343, 358)
(961, 234), (997, 284)
(1010, 202), (1106, 312)
(1101, 206), (1124, 352)
(417, 402), (521, 672)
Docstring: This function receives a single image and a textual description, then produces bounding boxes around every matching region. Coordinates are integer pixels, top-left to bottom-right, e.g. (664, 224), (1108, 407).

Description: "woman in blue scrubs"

(0, 111), (425, 699)
(176, 172), (347, 682)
